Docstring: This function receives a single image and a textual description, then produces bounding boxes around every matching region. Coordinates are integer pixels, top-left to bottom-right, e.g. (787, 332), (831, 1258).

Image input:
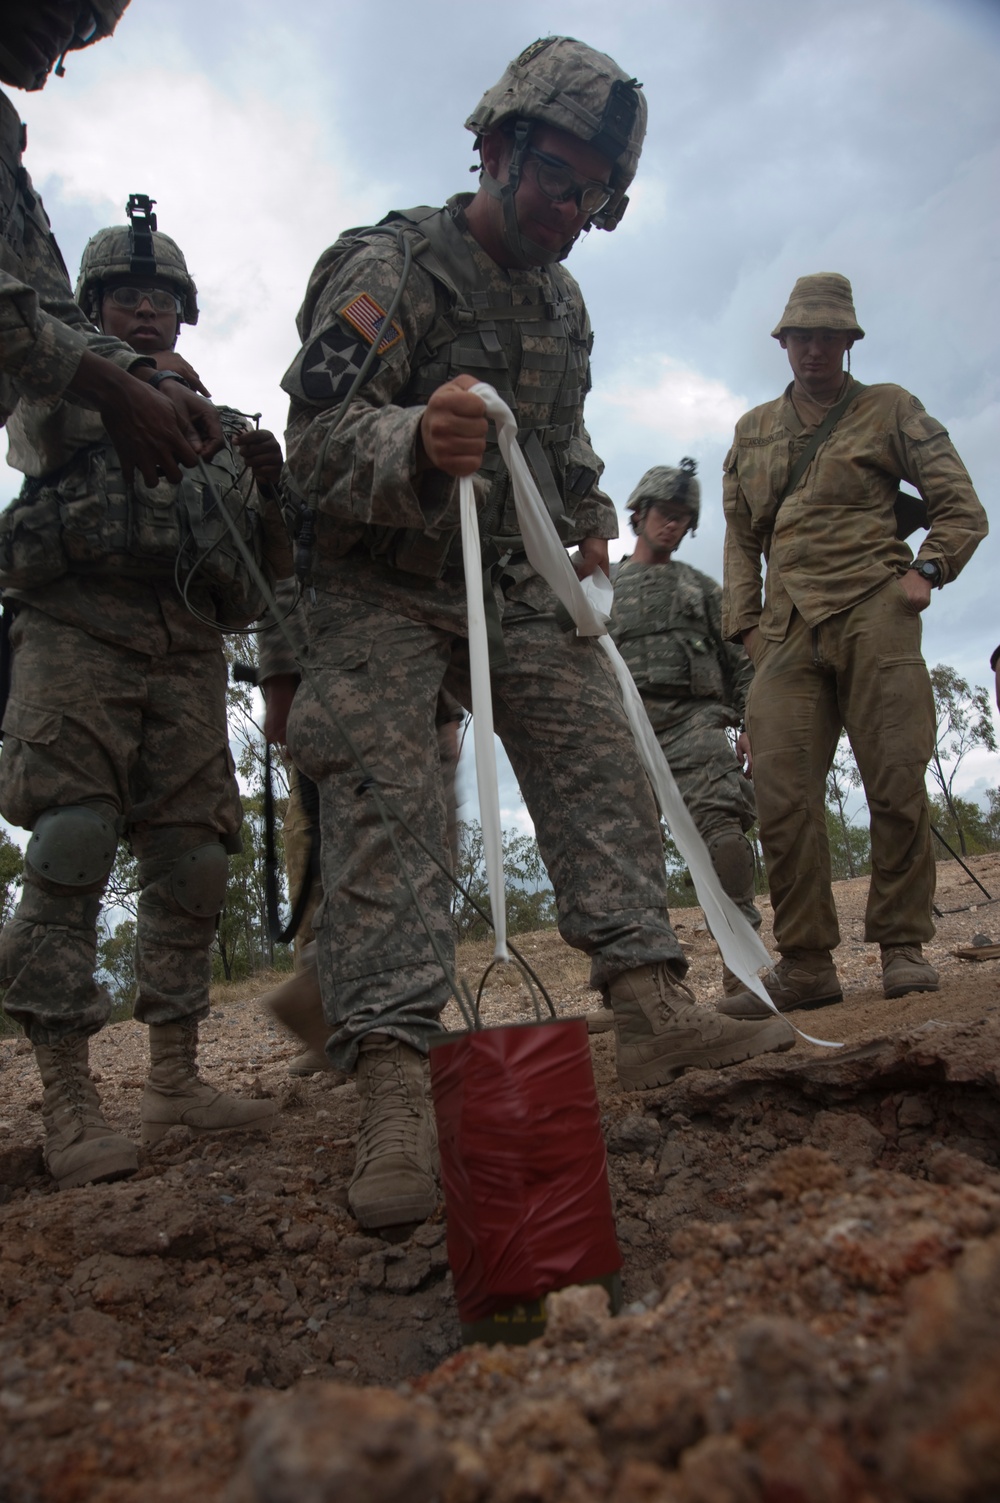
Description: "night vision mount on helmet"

(75, 193), (199, 326)
(465, 35), (647, 268)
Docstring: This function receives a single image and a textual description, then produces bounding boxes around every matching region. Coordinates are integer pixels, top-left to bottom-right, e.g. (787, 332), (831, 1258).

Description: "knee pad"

(25, 806), (118, 890)
(707, 829), (756, 902)
(169, 842), (229, 918)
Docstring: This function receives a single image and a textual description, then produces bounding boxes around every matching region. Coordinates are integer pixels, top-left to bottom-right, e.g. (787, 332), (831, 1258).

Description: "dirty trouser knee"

(0, 872), (110, 1044)
(131, 826), (228, 1026)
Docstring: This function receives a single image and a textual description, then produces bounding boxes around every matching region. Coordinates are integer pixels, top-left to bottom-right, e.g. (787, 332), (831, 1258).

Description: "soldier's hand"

(575, 537), (609, 579)
(262, 673), (299, 746)
(151, 350), (210, 397)
(235, 429), (284, 487)
(741, 626), (760, 662)
(152, 380), (225, 465)
(737, 730), (753, 778)
(418, 375), (488, 477)
(899, 569), (932, 612)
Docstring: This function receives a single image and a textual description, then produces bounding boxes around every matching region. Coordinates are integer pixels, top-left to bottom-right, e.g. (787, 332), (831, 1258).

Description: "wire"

(195, 457), (556, 1019)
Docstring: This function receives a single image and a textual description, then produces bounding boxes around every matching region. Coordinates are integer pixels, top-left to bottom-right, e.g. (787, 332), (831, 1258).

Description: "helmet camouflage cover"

(0, 2), (130, 91)
(627, 460), (701, 534)
(76, 225), (199, 326)
(466, 35), (647, 262)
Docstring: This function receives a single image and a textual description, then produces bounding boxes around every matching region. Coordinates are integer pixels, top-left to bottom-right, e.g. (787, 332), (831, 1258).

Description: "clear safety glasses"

(525, 147), (613, 216)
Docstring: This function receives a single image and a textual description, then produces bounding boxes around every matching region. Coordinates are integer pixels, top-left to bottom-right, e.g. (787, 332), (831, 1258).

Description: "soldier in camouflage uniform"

(258, 584), (464, 1081)
(0, 2), (221, 490)
(0, 205), (290, 1191)
(277, 36), (794, 1231)
(720, 273), (987, 1019)
(608, 461), (759, 1003)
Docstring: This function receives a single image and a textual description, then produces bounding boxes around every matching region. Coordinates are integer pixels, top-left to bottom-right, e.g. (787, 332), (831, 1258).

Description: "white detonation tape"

(460, 383), (839, 1047)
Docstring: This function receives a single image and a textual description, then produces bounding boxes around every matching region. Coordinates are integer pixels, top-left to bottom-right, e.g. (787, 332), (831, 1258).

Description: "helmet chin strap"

(479, 121), (581, 268)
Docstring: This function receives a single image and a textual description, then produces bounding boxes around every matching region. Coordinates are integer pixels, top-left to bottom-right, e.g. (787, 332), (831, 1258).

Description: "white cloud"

(591, 355), (748, 445)
(7, 68), (392, 459)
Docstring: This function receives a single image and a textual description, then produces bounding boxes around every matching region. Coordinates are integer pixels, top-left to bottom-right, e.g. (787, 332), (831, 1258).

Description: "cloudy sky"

(3, 0), (998, 832)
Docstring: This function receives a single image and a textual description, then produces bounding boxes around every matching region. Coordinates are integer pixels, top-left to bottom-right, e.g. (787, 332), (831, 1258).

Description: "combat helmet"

(466, 36), (647, 267)
(627, 459), (700, 535)
(76, 198), (199, 327)
(0, 1), (131, 91)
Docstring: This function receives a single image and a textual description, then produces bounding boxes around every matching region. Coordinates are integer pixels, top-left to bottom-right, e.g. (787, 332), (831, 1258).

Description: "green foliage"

(97, 917), (138, 1020)
(214, 792), (293, 981)
(929, 664), (999, 855)
(0, 829), (24, 928)
(927, 793), (1000, 861)
(451, 820), (556, 941)
(826, 737), (868, 879)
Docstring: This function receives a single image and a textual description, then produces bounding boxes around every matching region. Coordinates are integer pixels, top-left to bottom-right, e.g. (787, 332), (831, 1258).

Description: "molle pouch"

(429, 998), (622, 1346)
(0, 484), (68, 589)
(683, 633), (725, 699)
(59, 453), (121, 568)
(127, 463), (182, 563)
(562, 434), (599, 504)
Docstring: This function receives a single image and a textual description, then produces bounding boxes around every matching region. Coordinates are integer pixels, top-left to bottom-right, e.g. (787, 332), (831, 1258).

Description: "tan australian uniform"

(723, 377), (987, 956)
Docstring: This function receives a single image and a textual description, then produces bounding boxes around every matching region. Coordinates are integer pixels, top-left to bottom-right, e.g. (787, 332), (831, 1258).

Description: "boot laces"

(358, 1054), (426, 1162)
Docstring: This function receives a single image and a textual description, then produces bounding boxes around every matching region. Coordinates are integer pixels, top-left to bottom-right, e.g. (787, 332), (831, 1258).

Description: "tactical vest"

(0, 409), (273, 628)
(342, 202), (599, 579)
(611, 559), (726, 700)
(0, 92), (27, 266)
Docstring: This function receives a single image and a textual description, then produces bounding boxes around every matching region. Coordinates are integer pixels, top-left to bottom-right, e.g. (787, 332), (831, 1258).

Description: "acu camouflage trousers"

(646, 699), (760, 932)
(286, 584), (682, 1073)
(0, 606), (241, 1044)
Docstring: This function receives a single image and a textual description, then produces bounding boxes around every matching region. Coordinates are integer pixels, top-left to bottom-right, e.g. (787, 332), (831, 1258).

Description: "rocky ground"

(2, 853), (1000, 1502)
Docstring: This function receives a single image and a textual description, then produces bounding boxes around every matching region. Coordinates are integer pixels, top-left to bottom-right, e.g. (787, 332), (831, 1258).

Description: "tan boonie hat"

(771, 272), (865, 340)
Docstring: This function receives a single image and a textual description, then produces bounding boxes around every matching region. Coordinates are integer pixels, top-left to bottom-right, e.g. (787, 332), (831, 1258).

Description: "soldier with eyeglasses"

(277, 35), (795, 1234)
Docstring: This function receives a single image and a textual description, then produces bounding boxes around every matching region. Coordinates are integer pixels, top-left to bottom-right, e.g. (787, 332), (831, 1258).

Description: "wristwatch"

(146, 369), (191, 391)
(909, 559), (942, 587)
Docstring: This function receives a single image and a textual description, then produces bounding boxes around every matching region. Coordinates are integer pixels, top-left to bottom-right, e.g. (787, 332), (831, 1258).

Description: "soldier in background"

(0, 2), (221, 490)
(606, 461), (759, 1010)
(720, 273), (987, 1018)
(0, 213), (289, 1190)
(278, 36), (794, 1232)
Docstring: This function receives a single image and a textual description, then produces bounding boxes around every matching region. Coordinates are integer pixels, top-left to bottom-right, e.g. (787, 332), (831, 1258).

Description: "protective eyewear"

(525, 147), (613, 216)
(106, 285), (182, 314)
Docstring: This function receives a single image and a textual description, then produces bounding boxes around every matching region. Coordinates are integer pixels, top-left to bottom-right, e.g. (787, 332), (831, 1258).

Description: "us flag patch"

(340, 292), (403, 354)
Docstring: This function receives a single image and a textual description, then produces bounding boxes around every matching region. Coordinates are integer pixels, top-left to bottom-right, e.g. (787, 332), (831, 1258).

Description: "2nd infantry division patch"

(299, 323), (382, 403)
(340, 292), (403, 355)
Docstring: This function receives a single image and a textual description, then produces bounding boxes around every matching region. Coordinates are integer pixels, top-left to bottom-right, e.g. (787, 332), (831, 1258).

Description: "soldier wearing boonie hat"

(720, 272), (987, 1020)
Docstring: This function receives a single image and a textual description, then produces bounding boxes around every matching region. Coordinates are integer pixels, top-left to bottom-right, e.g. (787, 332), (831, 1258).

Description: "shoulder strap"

(778, 381), (866, 505)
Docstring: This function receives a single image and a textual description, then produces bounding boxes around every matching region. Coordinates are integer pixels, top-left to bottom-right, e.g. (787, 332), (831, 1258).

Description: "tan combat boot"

(348, 1033), (438, 1230)
(35, 1036), (138, 1191)
(716, 951), (843, 1020)
(611, 962), (795, 1090)
(141, 1018), (278, 1146)
(881, 944), (939, 999)
(260, 962), (348, 1083)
